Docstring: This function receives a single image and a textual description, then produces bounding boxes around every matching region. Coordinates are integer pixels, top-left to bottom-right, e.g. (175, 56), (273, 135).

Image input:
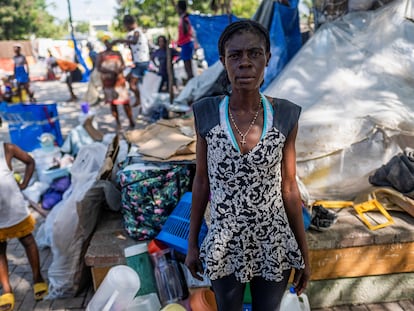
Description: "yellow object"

(161, 303), (186, 311)
(14, 173), (22, 184)
(11, 89), (28, 103)
(313, 200), (354, 208)
(33, 282), (48, 301)
(0, 293), (15, 311)
(353, 199), (394, 230)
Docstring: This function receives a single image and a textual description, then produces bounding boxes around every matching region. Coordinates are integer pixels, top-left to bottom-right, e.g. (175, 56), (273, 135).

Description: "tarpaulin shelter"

(264, 0), (414, 200)
(174, 0), (303, 105)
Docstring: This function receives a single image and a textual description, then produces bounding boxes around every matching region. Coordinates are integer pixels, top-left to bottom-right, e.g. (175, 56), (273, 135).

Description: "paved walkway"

(1, 81), (414, 310)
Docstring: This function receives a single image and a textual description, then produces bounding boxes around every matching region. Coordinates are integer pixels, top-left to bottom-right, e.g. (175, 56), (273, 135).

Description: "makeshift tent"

(264, 0), (414, 200)
(174, 0), (303, 105)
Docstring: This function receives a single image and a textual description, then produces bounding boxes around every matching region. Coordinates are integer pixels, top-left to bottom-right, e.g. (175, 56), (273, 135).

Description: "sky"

(46, 0), (118, 22)
(46, 0), (310, 23)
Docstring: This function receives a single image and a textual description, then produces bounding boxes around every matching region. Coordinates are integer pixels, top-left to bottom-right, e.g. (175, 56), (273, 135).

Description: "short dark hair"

(177, 0), (187, 12)
(158, 35), (167, 43)
(123, 14), (136, 26)
(218, 20), (270, 57)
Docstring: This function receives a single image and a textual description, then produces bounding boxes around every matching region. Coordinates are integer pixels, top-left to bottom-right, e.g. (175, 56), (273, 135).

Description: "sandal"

(0, 293), (14, 311)
(33, 282), (48, 301)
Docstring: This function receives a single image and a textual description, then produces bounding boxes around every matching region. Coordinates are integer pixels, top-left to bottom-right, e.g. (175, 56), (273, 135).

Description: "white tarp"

(264, 0), (414, 200)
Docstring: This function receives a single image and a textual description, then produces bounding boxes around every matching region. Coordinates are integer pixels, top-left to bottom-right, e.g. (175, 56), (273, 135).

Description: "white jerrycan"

(280, 285), (310, 311)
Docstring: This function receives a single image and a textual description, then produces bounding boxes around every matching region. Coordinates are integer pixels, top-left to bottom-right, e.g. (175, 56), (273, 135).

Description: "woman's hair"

(157, 35), (167, 43)
(218, 20), (270, 57)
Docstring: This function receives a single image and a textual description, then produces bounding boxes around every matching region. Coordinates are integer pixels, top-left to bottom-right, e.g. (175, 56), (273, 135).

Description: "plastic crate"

(156, 192), (208, 255)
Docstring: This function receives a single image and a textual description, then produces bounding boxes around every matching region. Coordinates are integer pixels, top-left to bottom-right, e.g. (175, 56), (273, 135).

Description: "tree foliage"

(114, 0), (259, 31)
(0, 0), (64, 40)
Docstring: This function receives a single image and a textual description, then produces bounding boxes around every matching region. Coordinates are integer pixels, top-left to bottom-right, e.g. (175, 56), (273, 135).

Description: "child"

(0, 142), (48, 311)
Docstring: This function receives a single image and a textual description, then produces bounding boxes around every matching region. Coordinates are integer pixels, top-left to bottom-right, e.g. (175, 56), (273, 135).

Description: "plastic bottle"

(280, 286), (310, 311)
(152, 249), (184, 306)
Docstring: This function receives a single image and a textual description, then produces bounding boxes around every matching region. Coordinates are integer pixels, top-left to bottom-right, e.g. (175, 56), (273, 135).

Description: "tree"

(114, 0), (258, 31)
(0, 0), (63, 40)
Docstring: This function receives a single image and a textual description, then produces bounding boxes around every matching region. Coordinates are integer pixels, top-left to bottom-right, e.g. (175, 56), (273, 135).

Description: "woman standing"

(185, 20), (310, 311)
(96, 36), (135, 130)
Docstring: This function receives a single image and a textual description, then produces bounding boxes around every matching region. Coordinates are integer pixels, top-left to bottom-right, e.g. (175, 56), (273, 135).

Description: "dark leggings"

(211, 270), (291, 311)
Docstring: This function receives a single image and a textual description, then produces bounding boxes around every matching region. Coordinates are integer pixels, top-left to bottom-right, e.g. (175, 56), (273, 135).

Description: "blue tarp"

(189, 0), (302, 89)
(189, 14), (239, 66)
(0, 102), (63, 151)
(262, 0), (302, 89)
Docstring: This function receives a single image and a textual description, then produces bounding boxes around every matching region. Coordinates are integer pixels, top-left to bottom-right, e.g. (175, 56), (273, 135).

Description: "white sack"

(36, 143), (107, 298)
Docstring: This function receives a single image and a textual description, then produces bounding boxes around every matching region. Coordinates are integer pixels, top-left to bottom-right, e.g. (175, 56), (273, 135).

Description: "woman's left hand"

(292, 264), (311, 295)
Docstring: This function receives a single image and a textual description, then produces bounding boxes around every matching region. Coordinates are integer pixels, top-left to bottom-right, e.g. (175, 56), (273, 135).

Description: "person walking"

(185, 20), (310, 311)
(0, 142), (48, 311)
(96, 35), (135, 130)
(55, 58), (83, 102)
(113, 15), (150, 107)
(12, 44), (35, 102)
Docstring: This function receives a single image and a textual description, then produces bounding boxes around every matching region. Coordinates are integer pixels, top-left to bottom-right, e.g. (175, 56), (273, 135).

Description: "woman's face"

(158, 37), (166, 49)
(220, 31), (270, 93)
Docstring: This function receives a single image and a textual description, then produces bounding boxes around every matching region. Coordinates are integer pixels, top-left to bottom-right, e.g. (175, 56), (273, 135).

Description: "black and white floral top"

(192, 94), (304, 283)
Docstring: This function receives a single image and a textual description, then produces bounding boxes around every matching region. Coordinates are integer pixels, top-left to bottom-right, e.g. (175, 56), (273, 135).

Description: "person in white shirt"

(0, 142), (48, 311)
(114, 15), (150, 107)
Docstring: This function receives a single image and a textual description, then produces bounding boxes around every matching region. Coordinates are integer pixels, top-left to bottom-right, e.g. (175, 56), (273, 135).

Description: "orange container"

(190, 288), (218, 311)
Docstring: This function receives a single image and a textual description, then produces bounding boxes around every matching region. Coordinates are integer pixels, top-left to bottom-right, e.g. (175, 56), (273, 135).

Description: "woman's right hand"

(185, 246), (204, 281)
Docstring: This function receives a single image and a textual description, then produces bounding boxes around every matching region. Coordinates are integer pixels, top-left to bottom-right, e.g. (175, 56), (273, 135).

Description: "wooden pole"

(166, 35), (174, 105)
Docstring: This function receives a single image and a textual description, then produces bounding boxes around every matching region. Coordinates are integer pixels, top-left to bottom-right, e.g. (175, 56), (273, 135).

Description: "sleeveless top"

(0, 142), (30, 228)
(177, 14), (193, 46)
(192, 94), (304, 282)
(13, 54), (29, 84)
(127, 28), (150, 63)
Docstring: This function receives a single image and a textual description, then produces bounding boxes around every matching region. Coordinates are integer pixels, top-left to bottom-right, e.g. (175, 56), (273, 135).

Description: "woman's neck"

(229, 90), (261, 111)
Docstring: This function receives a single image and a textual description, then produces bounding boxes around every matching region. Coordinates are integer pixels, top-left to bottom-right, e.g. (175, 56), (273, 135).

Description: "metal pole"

(67, 0), (75, 37)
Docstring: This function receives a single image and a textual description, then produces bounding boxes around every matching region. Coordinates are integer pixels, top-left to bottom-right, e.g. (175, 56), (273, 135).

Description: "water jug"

(280, 286), (310, 311)
(86, 265), (141, 311)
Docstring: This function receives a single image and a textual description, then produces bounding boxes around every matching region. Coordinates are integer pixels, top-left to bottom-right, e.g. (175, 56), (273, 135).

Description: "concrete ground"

(1, 80), (413, 310)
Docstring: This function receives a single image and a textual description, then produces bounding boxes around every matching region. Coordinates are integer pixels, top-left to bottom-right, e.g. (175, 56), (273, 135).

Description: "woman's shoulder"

(267, 97), (302, 137)
(193, 95), (222, 112)
(266, 96), (301, 112)
(193, 96), (223, 136)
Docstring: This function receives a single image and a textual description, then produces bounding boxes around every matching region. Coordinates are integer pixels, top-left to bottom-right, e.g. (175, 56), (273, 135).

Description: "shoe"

(0, 293), (14, 311)
(33, 282), (48, 301)
(310, 205), (338, 231)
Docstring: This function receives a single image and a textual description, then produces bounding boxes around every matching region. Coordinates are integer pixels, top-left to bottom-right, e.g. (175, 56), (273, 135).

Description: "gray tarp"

(264, 0), (414, 200)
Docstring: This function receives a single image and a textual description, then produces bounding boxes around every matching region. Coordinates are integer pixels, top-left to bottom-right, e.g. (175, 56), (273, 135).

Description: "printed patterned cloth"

(119, 165), (191, 240)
